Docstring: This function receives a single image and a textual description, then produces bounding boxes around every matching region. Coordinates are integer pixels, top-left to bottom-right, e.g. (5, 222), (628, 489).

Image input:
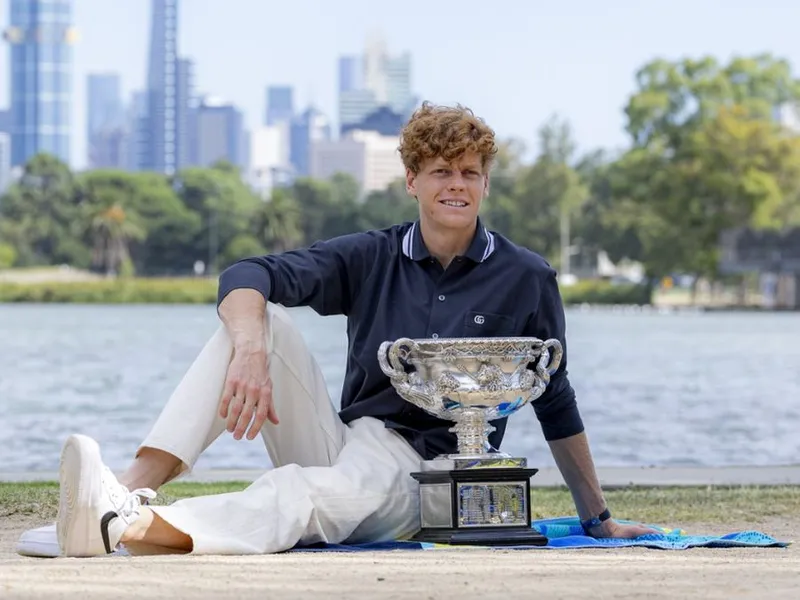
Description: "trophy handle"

(536, 338), (563, 379)
(377, 337), (418, 382)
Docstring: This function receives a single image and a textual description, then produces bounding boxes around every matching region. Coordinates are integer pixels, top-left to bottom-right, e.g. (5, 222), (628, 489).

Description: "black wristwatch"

(580, 508), (612, 536)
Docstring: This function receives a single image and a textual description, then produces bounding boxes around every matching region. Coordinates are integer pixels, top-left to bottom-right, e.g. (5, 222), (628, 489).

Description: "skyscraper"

(87, 73), (125, 168)
(140, 0), (193, 175)
(290, 106), (331, 177)
(338, 56), (362, 93)
(4, 0), (77, 167)
(337, 34), (416, 136)
(195, 96), (244, 168)
(176, 58), (194, 169)
(265, 86), (294, 126)
(0, 133), (11, 193)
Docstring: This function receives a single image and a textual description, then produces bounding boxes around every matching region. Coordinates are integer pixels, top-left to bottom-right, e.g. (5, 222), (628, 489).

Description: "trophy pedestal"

(409, 456), (547, 546)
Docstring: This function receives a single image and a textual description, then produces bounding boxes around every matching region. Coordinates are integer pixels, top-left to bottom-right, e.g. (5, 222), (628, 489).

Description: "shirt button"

(432, 333), (439, 339)
(438, 295), (445, 301)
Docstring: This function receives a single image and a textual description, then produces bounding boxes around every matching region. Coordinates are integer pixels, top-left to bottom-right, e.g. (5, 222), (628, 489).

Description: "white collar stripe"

(481, 229), (496, 261)
(402, 223), (415, 259)
(402, 223), (496, 262)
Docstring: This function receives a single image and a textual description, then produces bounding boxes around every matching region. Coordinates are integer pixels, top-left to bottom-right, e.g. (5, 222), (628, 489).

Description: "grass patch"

(2, 481), (798, 525)
(0, 276), (652, 305)
(0, 277), (218, 304)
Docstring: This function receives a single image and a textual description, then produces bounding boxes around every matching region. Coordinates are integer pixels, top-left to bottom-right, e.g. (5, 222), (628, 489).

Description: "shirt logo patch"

(473, 315), (485, 325)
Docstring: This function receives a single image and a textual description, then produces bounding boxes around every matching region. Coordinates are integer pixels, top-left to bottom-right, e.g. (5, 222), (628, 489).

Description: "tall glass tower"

(3, 0), (76, 167)
(141, 0), (178, 174)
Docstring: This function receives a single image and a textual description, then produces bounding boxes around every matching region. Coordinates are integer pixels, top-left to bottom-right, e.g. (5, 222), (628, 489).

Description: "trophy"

(378, 336), (562, 546)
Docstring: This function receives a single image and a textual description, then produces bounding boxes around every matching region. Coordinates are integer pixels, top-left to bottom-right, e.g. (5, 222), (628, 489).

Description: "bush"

(560, 280), (652, 305)
(0, 277), (218, 304)
(0, 244), (17, 269)
(0, 276), (652, 306)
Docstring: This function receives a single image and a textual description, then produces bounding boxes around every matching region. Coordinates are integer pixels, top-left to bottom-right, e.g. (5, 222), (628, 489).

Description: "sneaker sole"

(57, 434), (106, 557)
(15, 523), (60, 558)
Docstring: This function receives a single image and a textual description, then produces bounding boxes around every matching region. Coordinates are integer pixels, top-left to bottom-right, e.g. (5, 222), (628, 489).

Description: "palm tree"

(256, 189), (303, 253)
(89, 204), (145, 275)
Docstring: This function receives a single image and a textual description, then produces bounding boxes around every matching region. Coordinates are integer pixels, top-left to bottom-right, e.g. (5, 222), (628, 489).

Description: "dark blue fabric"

(217, 218), (584, 460)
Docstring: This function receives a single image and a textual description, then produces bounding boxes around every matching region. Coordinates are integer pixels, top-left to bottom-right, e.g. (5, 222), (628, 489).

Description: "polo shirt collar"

(401, 217), (496, 263)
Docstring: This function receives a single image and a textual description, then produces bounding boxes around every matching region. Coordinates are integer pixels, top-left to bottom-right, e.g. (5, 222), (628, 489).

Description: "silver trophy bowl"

(377, 336), (562, 461)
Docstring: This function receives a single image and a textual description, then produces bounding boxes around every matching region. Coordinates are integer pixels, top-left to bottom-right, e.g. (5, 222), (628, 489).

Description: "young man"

(20, 103), (653, 558)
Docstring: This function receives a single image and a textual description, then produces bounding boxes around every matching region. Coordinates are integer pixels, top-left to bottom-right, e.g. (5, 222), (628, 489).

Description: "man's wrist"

(581, 508), (612, 537)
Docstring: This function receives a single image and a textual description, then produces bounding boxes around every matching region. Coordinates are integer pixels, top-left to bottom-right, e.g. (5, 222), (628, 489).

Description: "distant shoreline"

(1, 270), (794, 311)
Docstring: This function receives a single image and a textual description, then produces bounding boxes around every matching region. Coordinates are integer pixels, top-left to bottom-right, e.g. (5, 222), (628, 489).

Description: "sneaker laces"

(100, 466), (157, 522)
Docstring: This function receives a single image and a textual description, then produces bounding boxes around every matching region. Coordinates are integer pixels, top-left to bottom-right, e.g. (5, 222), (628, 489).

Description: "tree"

(358, 179), (418, 231)
(0, 154), (87, 267)
(76, 170), (200, 275)
(173, 164), (262, 275)
(624, 54), (800, 149)
(614, 54), (800, 280)
(501, 117), (587, 268)
(255, 188), (303, 253)
(88, 203), (145, 275)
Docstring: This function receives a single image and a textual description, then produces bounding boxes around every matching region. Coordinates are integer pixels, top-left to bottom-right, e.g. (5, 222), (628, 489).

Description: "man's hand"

(590, 519), (660, 539)
(219, 341), (279, 440)
(217, 288), (279, 440)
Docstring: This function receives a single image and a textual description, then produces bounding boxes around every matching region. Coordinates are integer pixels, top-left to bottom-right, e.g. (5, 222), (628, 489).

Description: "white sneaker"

(15, 523), (60, 558)
(57, 434), (156, 557)
(16, 523), (134, 558)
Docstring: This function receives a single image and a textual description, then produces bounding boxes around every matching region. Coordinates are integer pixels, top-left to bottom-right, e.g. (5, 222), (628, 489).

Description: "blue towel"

(290, 516), (790, 552)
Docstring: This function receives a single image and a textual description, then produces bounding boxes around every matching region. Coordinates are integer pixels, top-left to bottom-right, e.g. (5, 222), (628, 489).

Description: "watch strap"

(581, 508), (612, 536)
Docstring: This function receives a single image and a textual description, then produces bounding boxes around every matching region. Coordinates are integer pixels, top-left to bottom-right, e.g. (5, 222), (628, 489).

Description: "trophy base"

(410, 463), (547, 547)
(420, 454), (527, 471)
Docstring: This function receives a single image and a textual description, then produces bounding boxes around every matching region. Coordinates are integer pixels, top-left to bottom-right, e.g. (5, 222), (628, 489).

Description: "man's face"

(405, 151), (489, 231)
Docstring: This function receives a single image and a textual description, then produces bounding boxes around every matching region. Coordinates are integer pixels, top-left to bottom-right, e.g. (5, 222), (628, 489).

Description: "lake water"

(1, 304), (799, 473)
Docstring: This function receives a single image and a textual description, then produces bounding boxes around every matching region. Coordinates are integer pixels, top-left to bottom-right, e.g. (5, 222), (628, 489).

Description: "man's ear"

(405, 168), (417, 197)
(484, 173), (490, 197)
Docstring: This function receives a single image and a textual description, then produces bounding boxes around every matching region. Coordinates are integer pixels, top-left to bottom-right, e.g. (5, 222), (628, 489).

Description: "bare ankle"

(119, 447), (182, 492)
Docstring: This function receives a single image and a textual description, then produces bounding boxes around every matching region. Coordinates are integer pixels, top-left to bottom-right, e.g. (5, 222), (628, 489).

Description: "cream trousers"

(139, 303), (422, 554)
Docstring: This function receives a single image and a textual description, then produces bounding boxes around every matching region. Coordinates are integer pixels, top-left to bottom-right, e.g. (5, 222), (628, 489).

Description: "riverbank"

(0, 270), (664, 306)
(1, 481), (798, 599)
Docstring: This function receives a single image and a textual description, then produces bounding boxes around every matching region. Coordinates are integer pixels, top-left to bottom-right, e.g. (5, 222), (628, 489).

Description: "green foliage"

(0, 243), (17, 268)
(560, 280), (652, 306)
(0, 276), (647, 306)
(0, 278), (217, 304)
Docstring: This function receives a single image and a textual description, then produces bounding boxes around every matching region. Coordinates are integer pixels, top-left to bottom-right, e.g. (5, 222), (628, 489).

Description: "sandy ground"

(1, 516), (798, 599)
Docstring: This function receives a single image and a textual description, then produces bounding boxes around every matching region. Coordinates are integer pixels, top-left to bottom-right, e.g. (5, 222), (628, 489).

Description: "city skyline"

(2, 0), (800, 170)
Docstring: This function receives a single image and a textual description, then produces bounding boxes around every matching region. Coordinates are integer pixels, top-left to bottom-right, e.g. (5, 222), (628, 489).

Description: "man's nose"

(447, 172), (466, 189)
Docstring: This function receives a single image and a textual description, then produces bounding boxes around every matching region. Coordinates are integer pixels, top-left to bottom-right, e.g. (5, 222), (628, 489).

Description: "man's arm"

(216, 231), (377, 317)
(214, 232), (377, 440)
(525, 268), (655, 538)
(547, 433), (607, 527)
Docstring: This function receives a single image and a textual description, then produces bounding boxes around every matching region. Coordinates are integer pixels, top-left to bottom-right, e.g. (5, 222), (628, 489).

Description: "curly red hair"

(398, 102), (498, 174)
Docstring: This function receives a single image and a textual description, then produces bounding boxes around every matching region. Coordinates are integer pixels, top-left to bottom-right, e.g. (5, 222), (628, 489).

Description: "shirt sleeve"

(216, 231), (378, 316)
(523, 266), (585, 441)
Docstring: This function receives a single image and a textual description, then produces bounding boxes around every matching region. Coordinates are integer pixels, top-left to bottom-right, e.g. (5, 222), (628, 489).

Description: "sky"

(1, 0), (799, 171)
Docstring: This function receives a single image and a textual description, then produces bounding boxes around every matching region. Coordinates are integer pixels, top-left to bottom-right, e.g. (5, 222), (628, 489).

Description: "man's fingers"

(234, 391), (257, 440)
(219, 379), (237, 419)
(267, 402), (279, 426)
(262, 378), (278, 425)
(226, 390), (245, 433)
(247, 380), (275, 440)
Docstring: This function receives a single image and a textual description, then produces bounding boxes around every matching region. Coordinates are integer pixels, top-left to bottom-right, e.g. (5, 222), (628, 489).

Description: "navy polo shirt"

(217, 218), (584, 460)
